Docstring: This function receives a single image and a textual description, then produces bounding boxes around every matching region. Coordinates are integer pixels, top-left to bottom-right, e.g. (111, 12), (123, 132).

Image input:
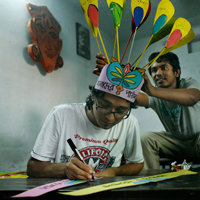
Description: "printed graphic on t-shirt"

(60, 146), (115, 173)
(74, 134), (118, 145)
(160, 103), (181, 119)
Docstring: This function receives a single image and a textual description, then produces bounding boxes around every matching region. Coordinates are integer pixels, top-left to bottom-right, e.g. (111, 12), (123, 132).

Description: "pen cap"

(67, 139), (76, 151)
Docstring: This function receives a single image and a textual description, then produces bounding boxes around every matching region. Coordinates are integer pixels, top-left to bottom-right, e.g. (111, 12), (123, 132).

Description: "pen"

(67, 138), (94, 180)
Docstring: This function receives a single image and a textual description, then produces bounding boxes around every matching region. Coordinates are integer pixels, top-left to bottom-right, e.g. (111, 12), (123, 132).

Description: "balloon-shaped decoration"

(131, 0), (150, 28)
(153, 0), (175, 34)
(149, 16), (175, 45)
(133, 0), (175, 70)
(107, 0), (125, 27)
(131, 1), (151, 33)
(88, 4), (99, 28)
(80, 0), (110, 63)
(121, 0), (151, 65)
(125, 0), (150, 64)
(107, 0), (126, 62)
(166, 18), (192, 48)
(165, 30), (195, 54)
(144, 18), (195, 72)
(80, 0), (98, 37)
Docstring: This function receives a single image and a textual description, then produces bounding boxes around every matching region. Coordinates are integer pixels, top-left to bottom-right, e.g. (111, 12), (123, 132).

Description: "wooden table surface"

(1, 169), (200, 199)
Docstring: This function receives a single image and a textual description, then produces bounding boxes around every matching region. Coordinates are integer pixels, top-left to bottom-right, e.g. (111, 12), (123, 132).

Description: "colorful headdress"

(95, 58), (145, 102)
(80, 0), (195, 101)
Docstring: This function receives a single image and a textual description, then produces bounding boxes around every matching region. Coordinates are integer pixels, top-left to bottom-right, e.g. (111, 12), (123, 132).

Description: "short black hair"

(86, 86), (138, 110)
(148, 52), (181, 81)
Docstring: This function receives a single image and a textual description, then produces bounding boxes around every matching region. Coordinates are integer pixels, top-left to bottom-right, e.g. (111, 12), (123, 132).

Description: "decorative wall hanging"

(76, 22), (91, 60)
(26, 3), (63, 73)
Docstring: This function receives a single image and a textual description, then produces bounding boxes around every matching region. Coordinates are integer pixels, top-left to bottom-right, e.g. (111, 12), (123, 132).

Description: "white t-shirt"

(31, 103), (143, 173)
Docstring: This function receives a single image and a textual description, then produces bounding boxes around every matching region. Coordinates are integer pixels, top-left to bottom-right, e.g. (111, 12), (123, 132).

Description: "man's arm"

(27, 157), (94, 180)
(149, 88), (200, 106)
(27, 157), (67, 178)
(136, 92), (149, 107)
(143, 74), (200, 106)
(95, 162), (144, 177)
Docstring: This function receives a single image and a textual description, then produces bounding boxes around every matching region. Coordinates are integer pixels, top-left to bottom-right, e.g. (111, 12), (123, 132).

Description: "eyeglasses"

(95, 98), (131, 119)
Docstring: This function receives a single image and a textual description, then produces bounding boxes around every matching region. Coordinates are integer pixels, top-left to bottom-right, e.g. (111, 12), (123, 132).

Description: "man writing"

(95, 52), (200, 169)
(27, 61), (144, 179)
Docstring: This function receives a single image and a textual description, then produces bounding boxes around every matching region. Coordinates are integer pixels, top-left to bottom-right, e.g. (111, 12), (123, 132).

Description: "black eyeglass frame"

(94, 97), (131, 119)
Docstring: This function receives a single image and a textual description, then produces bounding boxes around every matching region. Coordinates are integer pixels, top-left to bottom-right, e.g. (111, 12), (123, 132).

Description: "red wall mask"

(26, 3), (63, 73)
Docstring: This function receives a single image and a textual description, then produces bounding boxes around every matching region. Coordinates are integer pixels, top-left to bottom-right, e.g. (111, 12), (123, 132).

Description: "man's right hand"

(66, 157), (94, 180)
(93, 53), (108, 76)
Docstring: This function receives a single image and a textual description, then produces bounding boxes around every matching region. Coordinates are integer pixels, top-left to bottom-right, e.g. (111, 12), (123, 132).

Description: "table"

(0, 169), (200, 199)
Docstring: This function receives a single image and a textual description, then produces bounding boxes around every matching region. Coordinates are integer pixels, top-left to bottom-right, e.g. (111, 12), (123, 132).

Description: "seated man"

(95, 52), (200, 169)
(27, 62), (144, 179)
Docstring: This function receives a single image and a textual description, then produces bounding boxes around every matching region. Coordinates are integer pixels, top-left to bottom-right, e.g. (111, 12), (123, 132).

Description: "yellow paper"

(144, 17), (194, 72)
(164, 29), (195, 54)
(0, 171), (28, 179)
(168, 17), (191, 40)
(133, 0), (175, 69)
(161, 18), (194, 55)
(131, 0), (149, 26)
(59, 170), (197, 196)
(107, 0), (126, 60)
(149, 16), (176, 46)
(80, 0), (98, 37)
(107, 0), (124, 9)
(154, 0), (174, 27)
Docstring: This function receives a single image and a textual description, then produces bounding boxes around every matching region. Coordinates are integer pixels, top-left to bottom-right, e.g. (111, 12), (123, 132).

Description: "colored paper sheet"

(142, 17), (194, 72)
(149, 16), (175, 45)
(131, 0), (151, 32)
(88, 4), (99, 27)
(164, 29), (195, 54)
(80, 0), (98, 37)
(153, 0), (174, 35)
(107, 0), (125, 27)
(0, 171), (28, 179)
(107, 0), (126, 61)
(131, 0), (150, 27)
(11, 179), (91, 198)
(133, 0), (175, 69)
(59, 170), (197, 196)
(120, 1), (151, 64)
(156, 18), (194, 56)
(166, 17), (192, 49)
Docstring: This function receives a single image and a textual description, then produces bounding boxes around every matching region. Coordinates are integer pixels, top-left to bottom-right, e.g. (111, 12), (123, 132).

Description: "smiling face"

(86, 93), (131, 130)
(150, 61), (180, 89)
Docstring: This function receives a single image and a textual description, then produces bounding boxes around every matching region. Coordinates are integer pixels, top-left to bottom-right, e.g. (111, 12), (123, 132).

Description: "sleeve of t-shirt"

(123, 115), (144, 164)
(31, 106), (61, 162)
(181, 77), (200, 90)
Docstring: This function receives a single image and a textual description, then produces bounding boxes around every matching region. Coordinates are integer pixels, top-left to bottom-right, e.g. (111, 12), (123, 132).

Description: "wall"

(0, 0), (113, 172)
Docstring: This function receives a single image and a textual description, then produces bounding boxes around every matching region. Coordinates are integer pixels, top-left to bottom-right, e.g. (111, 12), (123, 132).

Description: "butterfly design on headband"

(107, 58), (145, 95)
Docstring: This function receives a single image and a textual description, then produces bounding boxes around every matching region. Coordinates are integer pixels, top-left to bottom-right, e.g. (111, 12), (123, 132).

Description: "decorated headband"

(95, 58), (145, 102)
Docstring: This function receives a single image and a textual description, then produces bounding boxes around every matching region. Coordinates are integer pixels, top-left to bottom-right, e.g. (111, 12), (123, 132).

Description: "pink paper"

(11, 179), (88, 198)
